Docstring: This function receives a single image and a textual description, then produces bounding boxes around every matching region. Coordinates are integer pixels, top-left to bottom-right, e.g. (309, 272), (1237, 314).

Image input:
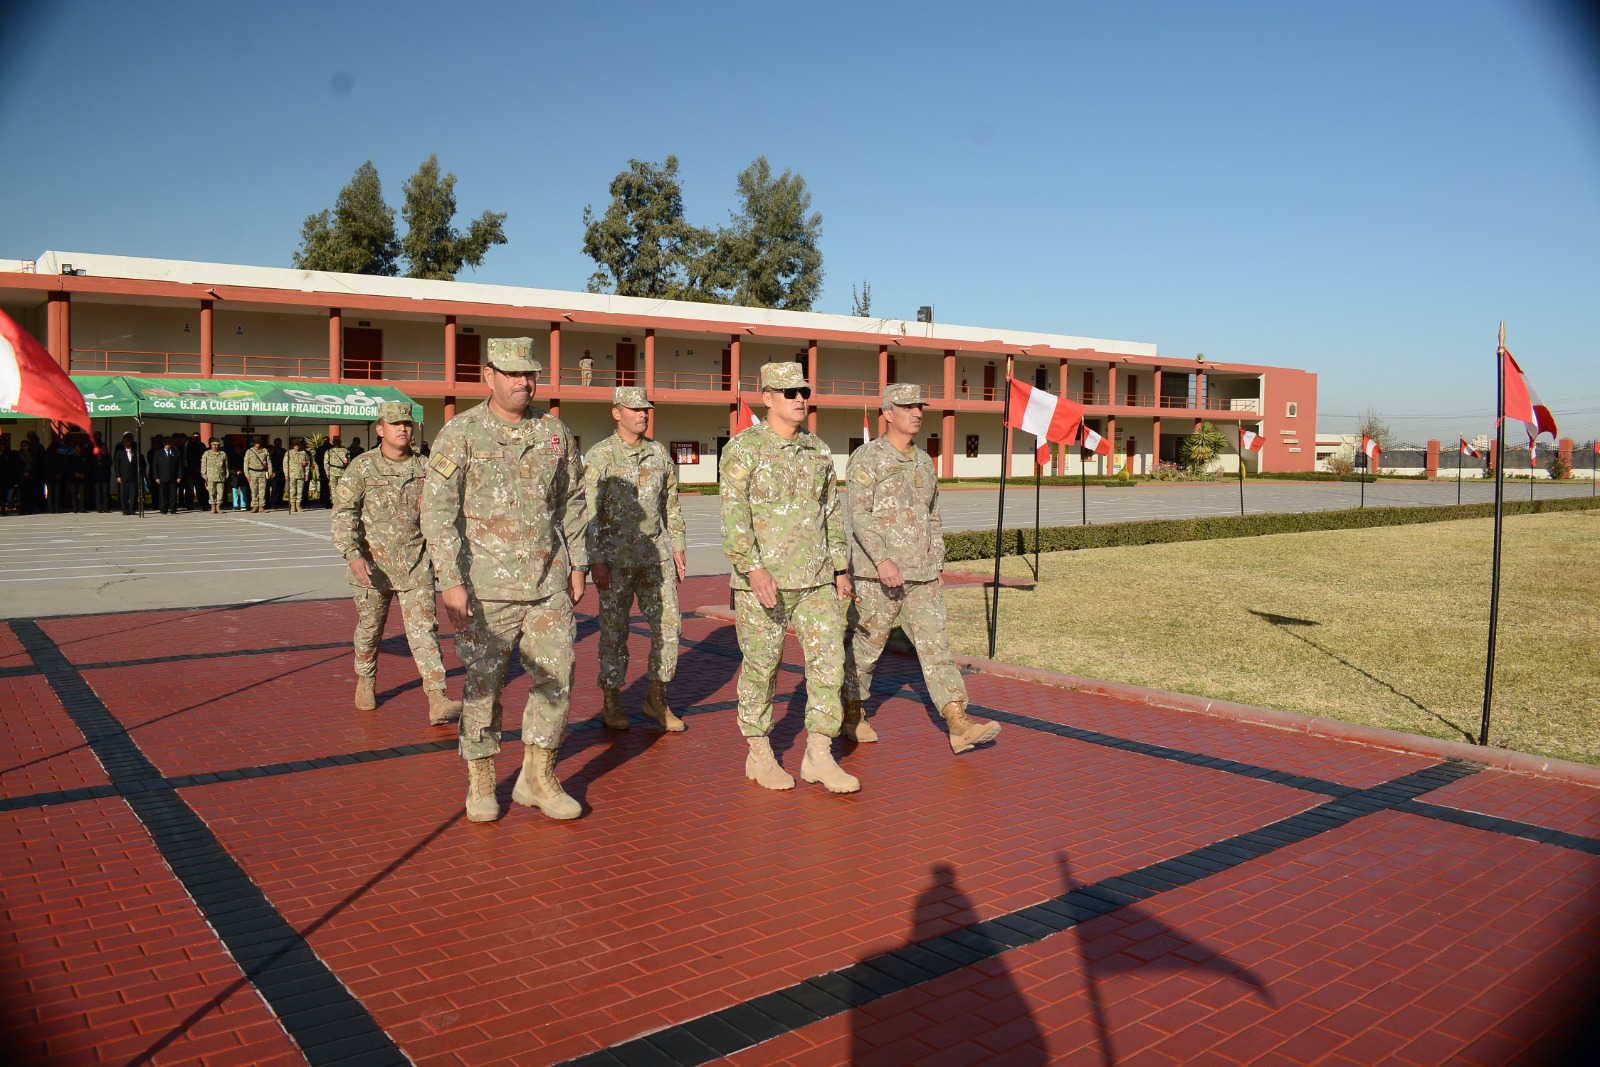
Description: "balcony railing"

(555, 369), (642, 389)
(72, 349), (327, 379)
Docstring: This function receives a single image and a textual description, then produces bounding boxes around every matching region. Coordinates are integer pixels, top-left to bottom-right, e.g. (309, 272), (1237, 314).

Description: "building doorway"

(615, 343), (636, 386)
(344, 327), (382, 380)
(982, 364), (996, 401)
(456, 334), (481, 382)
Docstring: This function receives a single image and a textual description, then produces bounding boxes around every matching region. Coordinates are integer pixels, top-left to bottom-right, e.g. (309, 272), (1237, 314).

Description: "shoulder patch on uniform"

(337, 481), (358, 502)
(723, 461), (749, 482)
(428, 454), (459, 479)
(851, 466), (874, 486)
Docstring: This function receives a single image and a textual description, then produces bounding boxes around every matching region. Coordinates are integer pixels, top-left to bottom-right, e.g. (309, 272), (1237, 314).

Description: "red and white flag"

(734, 397), (760, 434)
(1361, 435), (1381, 468)
(862, 409), (872, 443)
(1502, 347), (1557, 442)
(1460, 437), (1482, 459)
(1240, 429), (1264, 452)
(1007, 377), (1083, 466)
(0, 310), (89, 430)
(1081, 425), (1112, 456)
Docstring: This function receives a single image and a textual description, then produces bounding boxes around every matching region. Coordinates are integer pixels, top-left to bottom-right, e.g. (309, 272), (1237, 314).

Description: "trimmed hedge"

(941, 494), (1600, 562)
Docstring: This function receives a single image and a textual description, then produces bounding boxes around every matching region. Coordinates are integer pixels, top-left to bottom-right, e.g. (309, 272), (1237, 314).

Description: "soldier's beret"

(759, 362), (811, 391)
(486, 336), (542, 373)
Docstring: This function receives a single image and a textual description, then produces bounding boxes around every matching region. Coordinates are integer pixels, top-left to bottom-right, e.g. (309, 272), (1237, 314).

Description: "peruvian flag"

(1008, 377), (1083, 466)
(1361, 435), (1381, 468)
(1502, 347), (1557, 442)
(734, 397), (760, 434)
(0, 310), (89, 430)
(862, 409), (872, 443)
(1081, 425), (1112, 456)
(1240, 429), (1264, 452)
(1460, 437), (1482, 459)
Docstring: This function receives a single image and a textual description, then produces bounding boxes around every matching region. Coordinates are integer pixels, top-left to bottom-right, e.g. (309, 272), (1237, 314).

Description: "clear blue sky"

(3, 0), (1596, 445)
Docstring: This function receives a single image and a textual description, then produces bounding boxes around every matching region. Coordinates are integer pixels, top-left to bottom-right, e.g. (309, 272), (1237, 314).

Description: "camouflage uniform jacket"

(199, 450), (227, 482)
(846, 435), (944, 583)
(421, 403), (589, 601)
(284, 451), (311, 479)
(331, 450), (433, 592)
(244, 446), (272, 475)
(719, 422), (847, 591)
(584, 434), (686, 567)
(325, 446), (350, 474)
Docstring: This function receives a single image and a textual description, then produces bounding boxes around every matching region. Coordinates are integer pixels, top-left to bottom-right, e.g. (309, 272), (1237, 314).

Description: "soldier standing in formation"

(284, 440), (311, 512)
(333, 403), (463, 726)
(719, 361), (859, 794)
(584, 387), (688, 733)
(200, 438), (228, 514)
(844, 385), (1000, 754)
(422, 337), (590, 824)
(324, 436), (350, 506)
(243, 436), (272, 512)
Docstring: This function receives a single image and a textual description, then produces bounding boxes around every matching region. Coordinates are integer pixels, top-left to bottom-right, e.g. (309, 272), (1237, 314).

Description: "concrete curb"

(692, 603), (1600, 790)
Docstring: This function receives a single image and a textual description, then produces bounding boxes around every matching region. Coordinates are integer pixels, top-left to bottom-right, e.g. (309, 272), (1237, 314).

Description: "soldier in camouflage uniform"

(243, 436), (272, 512)
(332, 403), (463, 726)
(422, 337), (590, 824)
(720, 361), (859, 794)
(324, 436), (350, 507)
(200, 438), (228, 514)
(585, 387), (689, 733)
(284, 440), (312, 512)
(844, 385), (1001, 754)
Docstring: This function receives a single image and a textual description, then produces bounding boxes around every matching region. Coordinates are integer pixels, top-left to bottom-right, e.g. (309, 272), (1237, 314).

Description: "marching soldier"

(584, 387), (688, 733)
(332, 403), (462, 726)
(284, 440), (311, 512)
(422, 337), (590, 824)
(844, 385), (1000, 754)
(243, 436), (272, 513)
(200, 438), (228, 514)
(719, 361), (858, 794)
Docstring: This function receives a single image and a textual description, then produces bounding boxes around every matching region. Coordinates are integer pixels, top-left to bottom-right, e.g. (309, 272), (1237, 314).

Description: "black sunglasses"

(779, 387), (812, 400)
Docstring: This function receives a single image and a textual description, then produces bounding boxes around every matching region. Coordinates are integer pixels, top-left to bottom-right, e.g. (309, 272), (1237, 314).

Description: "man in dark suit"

(185, 432), (206, 511)
(151, 437), (184, 514)
(113, 433), (142, 515)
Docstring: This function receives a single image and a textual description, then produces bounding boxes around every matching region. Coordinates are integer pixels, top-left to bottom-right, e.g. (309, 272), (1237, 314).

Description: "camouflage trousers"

(351, 585), (447, 693)
(456, 593), (574, 759)
(596, 559), (680, 689)
(844, 578), (967, 711)
(205, 479), (226, 509)
(247, 473), (268, 509)
(287, 478), (305, 508)
(733, 585), (844, 738)
(326, 471), (344, 502)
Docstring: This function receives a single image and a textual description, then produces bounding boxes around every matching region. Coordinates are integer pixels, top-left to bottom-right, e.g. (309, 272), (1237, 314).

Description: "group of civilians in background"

(0, 429), (426, 516)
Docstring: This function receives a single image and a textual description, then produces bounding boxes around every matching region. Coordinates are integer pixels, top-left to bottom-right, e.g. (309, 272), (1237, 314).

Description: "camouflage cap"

(613, 386), (653, 410)
(377, 401), (414, 424)
(883, 383), (926, 407)
(759, 361), (812, 391)
(486, 336), (542, 373)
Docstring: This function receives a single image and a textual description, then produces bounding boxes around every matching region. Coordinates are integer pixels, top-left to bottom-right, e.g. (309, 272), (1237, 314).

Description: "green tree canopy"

(713, 156), (824, 311)
(581, 156), (712, 300)
(293, 161), (400, 276)
(400, 154), (508, 281)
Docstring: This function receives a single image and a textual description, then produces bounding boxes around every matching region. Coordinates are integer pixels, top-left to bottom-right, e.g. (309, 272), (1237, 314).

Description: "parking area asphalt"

(2, 574), (1597, 1065)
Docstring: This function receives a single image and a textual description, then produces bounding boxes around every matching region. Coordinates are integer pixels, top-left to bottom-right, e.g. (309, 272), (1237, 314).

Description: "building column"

(328, 308), (341, 380)
(1105, 364), (1116, 408)
(548, 397), (560, 419)
(878, 345), (890, 435)
(1107, 415), (1118, 471)
(1196, 370), (1206, 412)
(1557, 437), (1573, 478)
(728, 334), (742, 435)
(644, 328), (656, 394)
(444, 398), (457, 421)
(1426, 439), (1440, 478)
(807, 338), (819, 435)
(941, 412), (955, 478)
(1152, 416), (1161, 465)
(46, 292), (70, 371)
(444, 315), (457, 385)
(548, 321), (562, 392)
(198, 299), (215, 439)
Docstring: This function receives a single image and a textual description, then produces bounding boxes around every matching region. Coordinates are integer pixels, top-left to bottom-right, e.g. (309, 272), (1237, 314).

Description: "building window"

(965, 434), (980, 459)
(671, 441), (700, 465)
(1286, 402), (1298, 417)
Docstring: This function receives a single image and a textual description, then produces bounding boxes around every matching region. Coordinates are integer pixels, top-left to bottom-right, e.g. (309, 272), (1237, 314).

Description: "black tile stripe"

(0, 663), (40, 678)
(9, 620), (407, 1067)
(1397, 798), (1600, 855)
(558, 760), (1484, 1067)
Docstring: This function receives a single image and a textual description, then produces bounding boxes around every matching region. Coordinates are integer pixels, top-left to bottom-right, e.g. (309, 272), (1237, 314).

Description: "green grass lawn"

(944, 511), (1600, 765)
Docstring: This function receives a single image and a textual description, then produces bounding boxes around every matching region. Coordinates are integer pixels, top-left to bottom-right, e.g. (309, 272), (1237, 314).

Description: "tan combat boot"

(800, 731), (861, 793)
(642, 679), (686, 732)
(942, 701), (1001, 754)
(465, 757), (500, 822)
(745, 736), (795, 790)
(427, 689), (462, 725)
(354, 676), (377, 711)
(600, 688), (628, 730)
(841, 699), (878, 743)
(511, 745), (581, 820)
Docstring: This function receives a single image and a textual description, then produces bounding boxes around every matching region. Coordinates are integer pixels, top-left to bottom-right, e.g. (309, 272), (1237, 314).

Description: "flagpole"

(1238, 435), (1246, 516)
(1359, 439), (1366, 509)
(1457, 436), (1463, 505)
(1080, 440), (1087, 525)
(989, 357), (1014, 659)
(1033, 457), (1041, 580)
(1481, 323), (1507, 747)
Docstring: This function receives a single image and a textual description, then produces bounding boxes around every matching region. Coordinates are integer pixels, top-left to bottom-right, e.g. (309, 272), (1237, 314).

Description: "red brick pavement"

(1, 574), (1596, 1066)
